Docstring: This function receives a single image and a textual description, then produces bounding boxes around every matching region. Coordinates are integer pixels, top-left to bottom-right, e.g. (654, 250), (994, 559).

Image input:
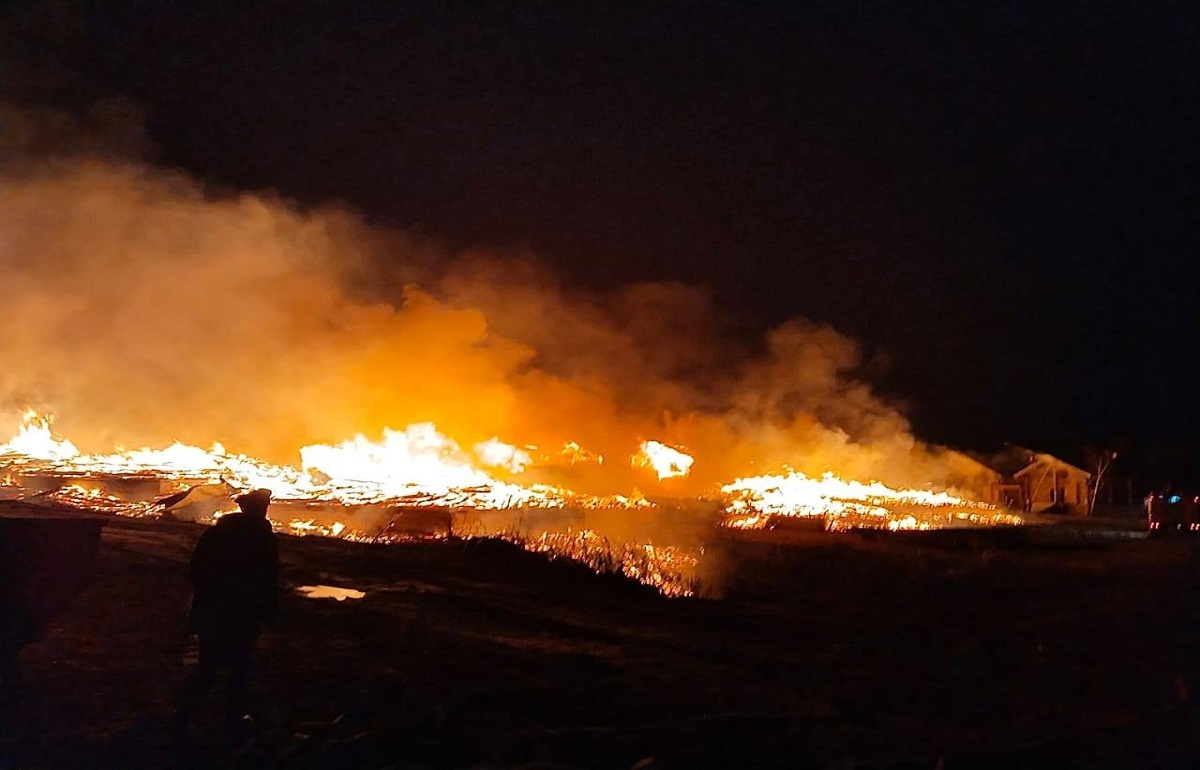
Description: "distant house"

(1015, 453), (1092, 514)
(965, 446), (1092, 515)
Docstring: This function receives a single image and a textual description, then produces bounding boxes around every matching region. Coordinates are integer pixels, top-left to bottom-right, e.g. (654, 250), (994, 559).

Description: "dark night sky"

(4, 2), (1197, 479)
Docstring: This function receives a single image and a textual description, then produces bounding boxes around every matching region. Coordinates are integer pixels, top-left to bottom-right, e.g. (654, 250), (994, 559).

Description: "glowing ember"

(295, 585), (366, 601)
(633, 440), (694, 480)
(721, 511), (774, 530)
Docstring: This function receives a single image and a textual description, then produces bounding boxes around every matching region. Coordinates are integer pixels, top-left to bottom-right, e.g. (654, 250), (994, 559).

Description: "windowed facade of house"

(961, 447), (1093, 515)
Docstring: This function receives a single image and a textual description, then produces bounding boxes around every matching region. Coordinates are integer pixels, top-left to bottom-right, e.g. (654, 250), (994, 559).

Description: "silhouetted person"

(172, 488), (279, 739)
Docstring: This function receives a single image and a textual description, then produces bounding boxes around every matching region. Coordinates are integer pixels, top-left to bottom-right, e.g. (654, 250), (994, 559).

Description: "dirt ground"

(3, 514), (1200, 768)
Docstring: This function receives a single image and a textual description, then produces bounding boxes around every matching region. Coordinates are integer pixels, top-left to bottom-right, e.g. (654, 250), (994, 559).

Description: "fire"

(0, 411), (638, 513)
(2, 410), (81, 460)
(473, 438), (533, 473)
(721, 470), (1020, 531)
(558, 441), (604, 465)
(296, 424), (550, 508)
(633, 440), (694, 480)
(1, 410), (1020, 595)
(0, 158), (1042, 600)
(512, 529), (700, 597)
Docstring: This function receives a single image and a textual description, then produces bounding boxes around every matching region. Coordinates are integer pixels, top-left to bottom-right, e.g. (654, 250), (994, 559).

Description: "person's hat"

(234, 488), (273, 511)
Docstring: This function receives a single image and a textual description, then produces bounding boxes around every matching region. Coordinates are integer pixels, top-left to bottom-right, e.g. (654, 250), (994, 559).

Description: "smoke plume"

(0, 102), (979, 499)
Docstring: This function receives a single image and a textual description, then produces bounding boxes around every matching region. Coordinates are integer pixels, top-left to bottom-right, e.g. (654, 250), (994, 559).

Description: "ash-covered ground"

(3, 514), (1200, 768)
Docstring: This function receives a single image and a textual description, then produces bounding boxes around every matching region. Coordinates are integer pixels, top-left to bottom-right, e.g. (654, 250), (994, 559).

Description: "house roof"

(1013, 453), (1091, 479)
(967, 445), (1091, 479)
(966, 445), (1037, 477)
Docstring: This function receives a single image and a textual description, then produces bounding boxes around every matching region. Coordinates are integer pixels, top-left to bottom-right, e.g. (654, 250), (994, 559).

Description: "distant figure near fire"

(172, 488), (279, 738)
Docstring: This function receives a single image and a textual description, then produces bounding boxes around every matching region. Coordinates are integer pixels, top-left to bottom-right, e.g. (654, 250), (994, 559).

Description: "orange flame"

(721, 469), (1020, 531)
(633, 440), (694, 480)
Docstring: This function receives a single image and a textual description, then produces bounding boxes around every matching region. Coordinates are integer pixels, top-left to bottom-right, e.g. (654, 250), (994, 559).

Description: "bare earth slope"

(4, 515), (1200, 768)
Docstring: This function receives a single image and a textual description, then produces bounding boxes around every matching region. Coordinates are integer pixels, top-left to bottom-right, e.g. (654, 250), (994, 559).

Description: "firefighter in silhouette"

(172, 488), (279, 738)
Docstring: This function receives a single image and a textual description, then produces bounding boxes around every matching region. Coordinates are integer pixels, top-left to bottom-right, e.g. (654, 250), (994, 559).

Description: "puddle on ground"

(295, 585), (366, 601)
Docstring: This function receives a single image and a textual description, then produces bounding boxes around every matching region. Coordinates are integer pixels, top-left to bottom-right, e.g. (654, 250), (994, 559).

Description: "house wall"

(1022, 464), (1090, 514)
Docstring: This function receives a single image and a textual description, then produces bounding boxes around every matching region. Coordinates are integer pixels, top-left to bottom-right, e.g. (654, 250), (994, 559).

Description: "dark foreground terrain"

(3, 514), (1200, 768)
